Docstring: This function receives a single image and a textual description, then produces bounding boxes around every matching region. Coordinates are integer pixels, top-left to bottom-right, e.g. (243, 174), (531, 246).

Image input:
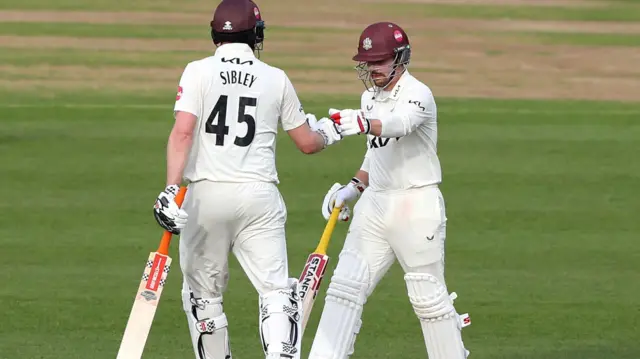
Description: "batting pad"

(181, 287), (231, 359)
(259, 279), (302, 359)
(405, 273), (470, 359)
(309, 249), (369, 359)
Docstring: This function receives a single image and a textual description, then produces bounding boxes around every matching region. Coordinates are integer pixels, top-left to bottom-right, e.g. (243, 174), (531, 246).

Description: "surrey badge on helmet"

(363, 37), (372, 51)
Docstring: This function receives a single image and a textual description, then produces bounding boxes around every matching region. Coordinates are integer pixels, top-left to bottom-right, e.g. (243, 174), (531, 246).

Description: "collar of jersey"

(373, 70), (411, 102)
(387, 70), (411, 101)
(215, 43), (256, 57)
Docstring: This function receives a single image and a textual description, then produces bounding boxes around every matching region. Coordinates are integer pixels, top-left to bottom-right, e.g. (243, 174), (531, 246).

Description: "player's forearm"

(310, 132), (329, 153)
(367, 120), (383, 137)
(166, 131), (193, 186)
(354, 170), (369, 187)
(368, 113), (423, 138)
(300, 131), (329, 154)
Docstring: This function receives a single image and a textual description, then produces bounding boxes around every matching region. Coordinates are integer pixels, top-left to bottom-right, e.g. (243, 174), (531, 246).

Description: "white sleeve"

(173, 62), (202, 118)
(359, 92), (373, 173)
(379, 88), (436, 138)
(280, 73), (307, 131)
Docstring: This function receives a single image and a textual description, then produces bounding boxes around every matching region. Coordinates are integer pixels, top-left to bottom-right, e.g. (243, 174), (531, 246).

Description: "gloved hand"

(314, 117), (342, 147)
(306, 113), (319, 131)
(153, 184), (188, 235)
(321, 178), (367, 221)
(329, 108), (371, 136)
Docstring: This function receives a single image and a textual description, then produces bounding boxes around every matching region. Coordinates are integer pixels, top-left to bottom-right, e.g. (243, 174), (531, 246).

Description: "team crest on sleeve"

(176, 86), (183, 100)
(362, 37), (372, 51)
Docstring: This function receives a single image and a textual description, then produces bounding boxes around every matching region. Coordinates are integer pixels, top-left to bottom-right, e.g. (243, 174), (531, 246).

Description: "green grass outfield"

(3, 22), (640, 49)
(2, 91), (639, 359)
(2, 1), (640, 21)
(2, 0), (640, 357)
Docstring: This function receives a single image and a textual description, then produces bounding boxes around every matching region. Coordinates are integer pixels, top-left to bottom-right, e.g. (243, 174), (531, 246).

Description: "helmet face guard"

(254, 20), (265, 55)
(355, 44), (411, 91)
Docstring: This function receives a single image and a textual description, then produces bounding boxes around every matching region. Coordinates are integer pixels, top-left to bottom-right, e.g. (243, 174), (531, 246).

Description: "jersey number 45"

(206, 94), (257, 147)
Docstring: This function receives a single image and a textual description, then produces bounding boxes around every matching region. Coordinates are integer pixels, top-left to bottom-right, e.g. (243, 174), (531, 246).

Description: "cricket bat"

(116, 186), (188, 359)
(298, 205), (342, 335)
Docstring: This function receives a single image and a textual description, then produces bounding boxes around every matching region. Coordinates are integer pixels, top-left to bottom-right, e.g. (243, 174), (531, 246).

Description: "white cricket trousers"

(309, 185), (471, 359)
(179, 180), (290, 298)
(348, 184), (448, 291)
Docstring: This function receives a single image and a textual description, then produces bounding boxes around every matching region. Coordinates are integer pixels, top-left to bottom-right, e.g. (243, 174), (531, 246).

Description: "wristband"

(350, 177), (367, 195)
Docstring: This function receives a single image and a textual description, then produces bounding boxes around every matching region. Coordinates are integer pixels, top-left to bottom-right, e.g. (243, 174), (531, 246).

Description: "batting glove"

(315, 117), (342, 147)
(306, 113), (319, 130)
(153, 184), (188, 235)
(321, 178), (367, 221)
(329, 108), (371, 136)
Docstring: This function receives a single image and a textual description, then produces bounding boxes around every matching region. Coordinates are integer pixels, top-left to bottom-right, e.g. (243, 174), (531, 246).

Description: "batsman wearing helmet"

(151, 1), (342, 358)
(308, 23), (471, 359)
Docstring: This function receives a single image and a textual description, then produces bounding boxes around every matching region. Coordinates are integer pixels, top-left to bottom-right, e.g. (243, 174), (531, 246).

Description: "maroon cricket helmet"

(210, 0), (265, 51)
(353, 22), (410, 62)
(353, 22), (411, 90)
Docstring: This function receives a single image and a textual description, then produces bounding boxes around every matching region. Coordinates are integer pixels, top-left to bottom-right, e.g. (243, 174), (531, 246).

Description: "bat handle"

(157, 186), (188, 255)
(315, 205), (341, 254)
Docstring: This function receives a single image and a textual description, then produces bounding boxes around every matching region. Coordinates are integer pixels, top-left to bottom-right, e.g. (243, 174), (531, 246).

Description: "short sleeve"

(279, 73), (307, 131)
(174, 62), (202, 118)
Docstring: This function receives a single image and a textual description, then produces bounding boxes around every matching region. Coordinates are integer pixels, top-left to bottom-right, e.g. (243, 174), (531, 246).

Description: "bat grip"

(157, 186), (188, 255)
(315, 205), (341, 254)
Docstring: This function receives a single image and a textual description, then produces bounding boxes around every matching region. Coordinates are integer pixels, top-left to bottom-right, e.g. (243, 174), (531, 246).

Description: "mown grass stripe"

(4, 102), (640, 115)
(0, 22), (206, 38)
(0, 0), (193, 12)
(5, 1), (640, 22)
(509, 31), (640, 47)
(0, 49), (356, 71)
(385, 3), (640, 22)
(0, 22), (348, 39)
(0, 47), (205, 67)
(0, 47), (408, 71)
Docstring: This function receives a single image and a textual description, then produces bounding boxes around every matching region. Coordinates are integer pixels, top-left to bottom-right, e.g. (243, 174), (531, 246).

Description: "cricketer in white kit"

(308, 22), (471, 359)
(151, 1), (342, 359)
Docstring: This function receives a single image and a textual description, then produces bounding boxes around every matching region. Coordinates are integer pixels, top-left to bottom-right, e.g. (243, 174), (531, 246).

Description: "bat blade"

(116, 186), (186, 359)
(298, 252), (330, 334)
(116, 251), (172, 359)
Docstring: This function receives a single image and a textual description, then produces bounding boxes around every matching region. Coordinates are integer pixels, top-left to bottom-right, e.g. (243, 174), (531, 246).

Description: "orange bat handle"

(157, 186), (188, 255)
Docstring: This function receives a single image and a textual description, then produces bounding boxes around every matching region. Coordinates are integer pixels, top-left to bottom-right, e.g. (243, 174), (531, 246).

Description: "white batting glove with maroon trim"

(321, 177), (367, 221)
(329, 108), (371, 136)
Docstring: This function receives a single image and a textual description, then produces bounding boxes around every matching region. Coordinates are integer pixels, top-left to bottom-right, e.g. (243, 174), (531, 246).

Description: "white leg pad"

(346, 319), (362, 357)
(309, 250), (369, 359)
(182, 285), (202, 358)
(405, 273), (470, 359)
(259, 278), (302, 359)
(182, 287), (231, 359)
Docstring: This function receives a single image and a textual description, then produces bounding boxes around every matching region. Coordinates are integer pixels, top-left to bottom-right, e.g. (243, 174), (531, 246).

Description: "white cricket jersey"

(173, 43), (306, 185)
(359, 71), (442, 191)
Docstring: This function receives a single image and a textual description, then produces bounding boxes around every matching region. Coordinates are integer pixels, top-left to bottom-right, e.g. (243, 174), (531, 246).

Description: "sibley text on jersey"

(220, 70), (257, 88)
